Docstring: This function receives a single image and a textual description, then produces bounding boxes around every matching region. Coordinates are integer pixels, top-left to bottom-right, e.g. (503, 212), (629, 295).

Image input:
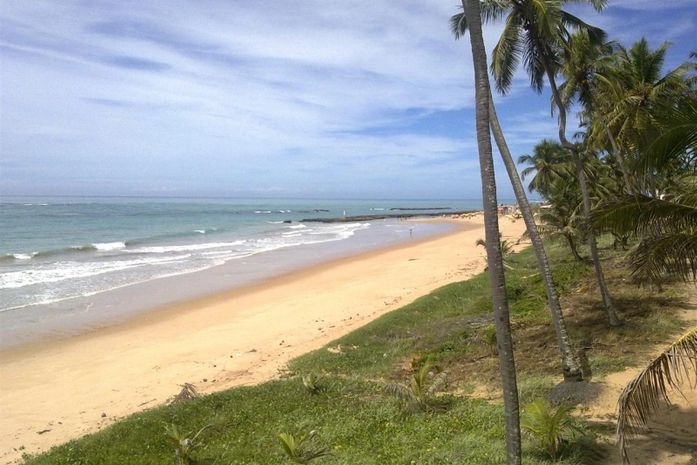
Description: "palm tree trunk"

(463, 1), (521, 463)
(602, 121), (632, 192)
(545, 67), (623, 327)
(488, 91), (583, 381)
(564, 233), (584, 262)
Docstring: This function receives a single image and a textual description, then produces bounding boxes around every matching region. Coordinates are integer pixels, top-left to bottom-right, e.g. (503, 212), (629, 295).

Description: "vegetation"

(460, 0), (523, 462)
(521, 400), (581, 461)
(163, 422), (212, 465)
(16, 2), (697, 464)
(277, 431), (330, 464)
(453, 0), (695, 462)
(616, 327), (697, 463)
(385, 363), (449, 413)
(21, 238), (692, 465)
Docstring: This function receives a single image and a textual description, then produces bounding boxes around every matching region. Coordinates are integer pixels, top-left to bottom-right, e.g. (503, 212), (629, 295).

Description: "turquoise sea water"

(0, 197), (488, 346)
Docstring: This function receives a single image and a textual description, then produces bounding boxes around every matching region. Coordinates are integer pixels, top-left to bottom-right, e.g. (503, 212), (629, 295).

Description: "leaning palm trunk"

(545, 66), (622, 327)
(616, 326), (697, 464)
(464, 1), (521, 463)
(603, 122), (632, 193)
(488, 90), (583, 381)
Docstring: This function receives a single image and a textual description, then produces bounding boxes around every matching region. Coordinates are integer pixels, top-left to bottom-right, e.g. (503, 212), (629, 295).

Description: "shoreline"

(0, 218), (456, 352)
(0, 214), (527, 463)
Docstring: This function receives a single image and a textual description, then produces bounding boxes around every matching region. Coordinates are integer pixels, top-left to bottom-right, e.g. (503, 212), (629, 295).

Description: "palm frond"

(638, 97), (697, 177)
(450, 0), (510, 40)
(450, 11), (467, 39)
(562, 0), (607, 12)
(630, 232), (697, 283)
(616, 327), (697, 464)
(592, 194), (697, 237)
(491, 13), (524, 94)
(559, 10), (606, 45)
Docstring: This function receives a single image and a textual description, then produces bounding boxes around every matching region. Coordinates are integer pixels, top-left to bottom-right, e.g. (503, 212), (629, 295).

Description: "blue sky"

(1, 0), (695, 200)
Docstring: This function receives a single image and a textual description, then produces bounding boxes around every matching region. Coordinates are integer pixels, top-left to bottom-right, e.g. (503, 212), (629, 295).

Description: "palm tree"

(517, 139), (572, 196)
(592, 96), (697, 285)
(461, 0), (521, 461)
(534, 185), (585, 262)
(452, 11), (584, 382)
(616, 326), (697, 464)
(557, 31), (633, 192)
(452, 0), (622, 326)
(595, 39), (693, 186)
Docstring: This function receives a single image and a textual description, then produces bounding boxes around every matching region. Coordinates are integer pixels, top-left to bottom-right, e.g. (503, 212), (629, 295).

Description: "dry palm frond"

(616, 326), (697, 464)
(170, 383), (199, 404)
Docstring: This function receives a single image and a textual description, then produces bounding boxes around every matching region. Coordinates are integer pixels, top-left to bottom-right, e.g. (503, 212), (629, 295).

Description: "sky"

(0, 0), (695, 200)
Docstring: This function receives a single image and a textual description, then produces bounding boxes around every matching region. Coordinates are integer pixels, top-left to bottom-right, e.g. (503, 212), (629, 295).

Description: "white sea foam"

(194, 229), (206, 234)
(254, 210), (272, 214)
(0, 254), (191, 290)
(1, 220), (374, 313)
(12, 253), (33, 260)
(266, 221), (284, 224)
(128, 240), (246, 254)
(94, 241), (127, 251)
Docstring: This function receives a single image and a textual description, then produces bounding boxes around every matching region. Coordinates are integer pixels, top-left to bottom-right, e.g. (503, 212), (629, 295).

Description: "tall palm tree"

(453, 0), (622, 327)
(461, 0), (521, 461)
(596, 39), (693, 183)
(593, 96), (697, 285)
(557, 31), (633, 192)
(452, 12), (584, 382)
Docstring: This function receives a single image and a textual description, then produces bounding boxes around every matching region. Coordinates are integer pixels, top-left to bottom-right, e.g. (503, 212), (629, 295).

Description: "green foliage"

(21, 242), (607, 465)
(164, 422), (212, 465)
(385, 364), (449, 414)
(476, 235), (515, 269)
(301, 373), (323, 395)
(277, 431), (330, 464)
(521, 400), (582, 461)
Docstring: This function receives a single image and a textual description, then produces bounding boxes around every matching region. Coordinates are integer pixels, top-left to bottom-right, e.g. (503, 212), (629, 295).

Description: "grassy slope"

(21, 241), (691, 465)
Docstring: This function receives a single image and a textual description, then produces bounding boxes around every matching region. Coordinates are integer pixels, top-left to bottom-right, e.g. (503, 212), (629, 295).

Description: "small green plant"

(301, 372), (323, 394)
(521, 400), (581, 461)
(277, 431), (330, 464)
(476, 237), (514, 269)
(385, 363), (448, 413)
(164, 422), (211, 465)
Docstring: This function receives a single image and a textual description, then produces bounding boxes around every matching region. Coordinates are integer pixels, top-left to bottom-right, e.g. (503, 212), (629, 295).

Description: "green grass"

(20, 240), (692, 465)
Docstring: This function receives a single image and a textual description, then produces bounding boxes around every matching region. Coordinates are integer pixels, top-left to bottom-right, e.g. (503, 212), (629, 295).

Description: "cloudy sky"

(1, 1), (695, 199)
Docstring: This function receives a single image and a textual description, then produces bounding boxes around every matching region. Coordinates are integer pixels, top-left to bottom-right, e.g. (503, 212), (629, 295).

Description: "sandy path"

(0, 214), (526, 463)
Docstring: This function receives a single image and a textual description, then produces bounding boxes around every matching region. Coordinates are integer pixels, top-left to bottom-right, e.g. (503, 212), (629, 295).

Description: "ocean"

(0, 196), (485, 348)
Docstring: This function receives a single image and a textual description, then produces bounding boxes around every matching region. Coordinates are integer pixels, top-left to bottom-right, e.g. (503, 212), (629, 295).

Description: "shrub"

(521, 400), (581, 461)
(277, 431), (330, 464)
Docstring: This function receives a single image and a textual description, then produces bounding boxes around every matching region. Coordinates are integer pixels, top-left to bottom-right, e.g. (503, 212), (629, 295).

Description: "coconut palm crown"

(451, 0), (607, 95)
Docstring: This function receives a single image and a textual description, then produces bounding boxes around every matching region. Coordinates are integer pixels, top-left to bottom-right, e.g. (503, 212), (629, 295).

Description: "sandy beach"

(0, 214), (527, 463)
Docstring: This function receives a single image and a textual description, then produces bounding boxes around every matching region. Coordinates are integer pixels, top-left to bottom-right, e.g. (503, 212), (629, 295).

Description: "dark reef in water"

(389, 207), (451, 211)
(301, 211), (476, 223)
